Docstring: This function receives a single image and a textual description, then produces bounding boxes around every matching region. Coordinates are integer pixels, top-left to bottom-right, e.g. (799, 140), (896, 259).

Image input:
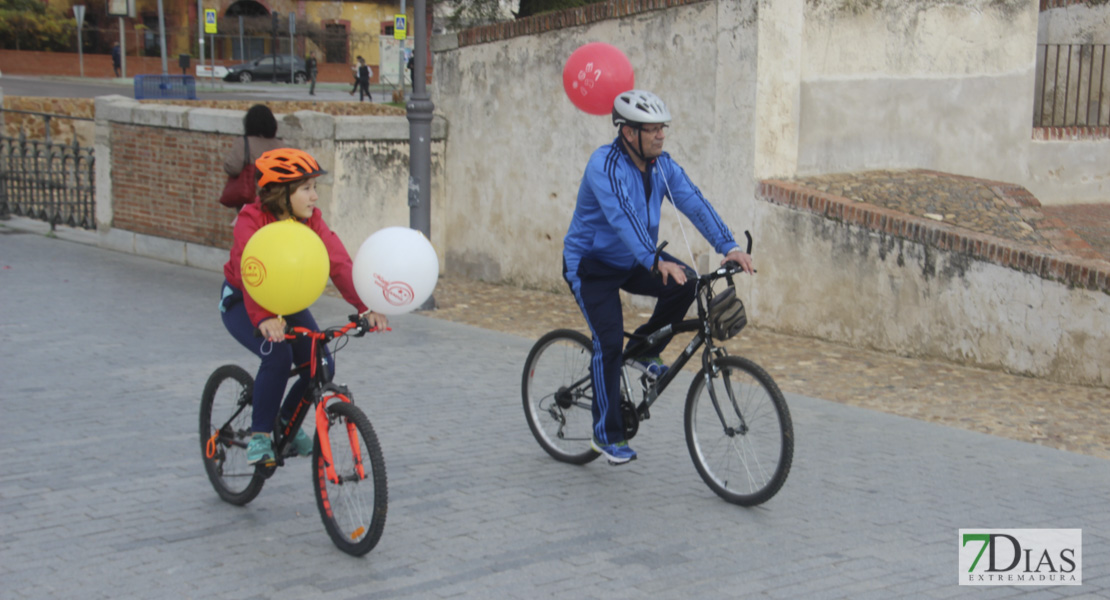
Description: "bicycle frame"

(558, 263), (743, 428)
(206, 317), (373, 484)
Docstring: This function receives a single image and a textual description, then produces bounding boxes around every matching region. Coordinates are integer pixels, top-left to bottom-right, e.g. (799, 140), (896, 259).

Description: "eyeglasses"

(640, 124), (668, 136)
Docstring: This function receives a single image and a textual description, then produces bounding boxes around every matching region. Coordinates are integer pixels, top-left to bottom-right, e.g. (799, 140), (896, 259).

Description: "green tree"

(0, 0), (76, 51)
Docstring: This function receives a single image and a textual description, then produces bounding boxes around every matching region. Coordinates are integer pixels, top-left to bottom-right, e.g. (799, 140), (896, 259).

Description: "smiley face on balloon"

(241, 256), (267, 288)
(562, 42), (635, 115)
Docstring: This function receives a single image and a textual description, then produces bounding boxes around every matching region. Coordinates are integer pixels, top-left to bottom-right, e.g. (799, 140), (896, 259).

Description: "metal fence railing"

(0, 110), (96, 231)
(1034, 43), (1110, 128)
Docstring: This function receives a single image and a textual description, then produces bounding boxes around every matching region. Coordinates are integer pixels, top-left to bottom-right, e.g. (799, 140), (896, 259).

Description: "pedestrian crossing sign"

(204, 9), (217, 34)
(394, 14), (406, 39)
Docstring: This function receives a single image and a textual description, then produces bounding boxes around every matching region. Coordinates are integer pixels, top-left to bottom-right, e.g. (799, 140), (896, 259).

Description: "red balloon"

(562, 42), (635, 116)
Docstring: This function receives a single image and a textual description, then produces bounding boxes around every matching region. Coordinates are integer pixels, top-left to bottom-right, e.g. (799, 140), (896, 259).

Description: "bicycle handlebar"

(253, 314), (389, 340)
(654, 230), (755, 284)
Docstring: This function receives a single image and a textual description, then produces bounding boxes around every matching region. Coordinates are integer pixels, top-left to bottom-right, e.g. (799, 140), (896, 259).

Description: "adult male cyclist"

(563, 89), (754, 464)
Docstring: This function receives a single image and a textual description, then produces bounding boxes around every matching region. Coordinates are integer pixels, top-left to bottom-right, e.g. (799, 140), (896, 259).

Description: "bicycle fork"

(314, 393), (366, 484)
(704, 360), (747, 437)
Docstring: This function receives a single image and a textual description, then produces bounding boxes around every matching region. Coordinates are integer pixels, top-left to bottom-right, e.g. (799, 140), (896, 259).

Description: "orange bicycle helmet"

(255, 148), (327, 188)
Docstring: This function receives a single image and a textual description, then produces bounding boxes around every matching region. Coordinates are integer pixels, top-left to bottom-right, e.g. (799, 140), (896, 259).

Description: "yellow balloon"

(241, 220), (329, 315)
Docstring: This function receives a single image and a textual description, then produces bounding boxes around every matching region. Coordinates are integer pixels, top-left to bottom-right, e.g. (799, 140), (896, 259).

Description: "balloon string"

(660, 175), (697, 269)
(260, 339), (273, 356)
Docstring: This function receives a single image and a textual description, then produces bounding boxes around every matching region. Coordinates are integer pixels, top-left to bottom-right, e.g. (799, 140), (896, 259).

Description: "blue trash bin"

(133, 75), (197, 100)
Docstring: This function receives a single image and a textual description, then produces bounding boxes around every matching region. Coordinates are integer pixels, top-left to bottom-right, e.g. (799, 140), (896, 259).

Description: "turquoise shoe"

(246, 433), (275, 466)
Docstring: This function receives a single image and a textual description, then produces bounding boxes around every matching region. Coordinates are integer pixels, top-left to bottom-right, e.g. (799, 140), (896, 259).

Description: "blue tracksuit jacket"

(563, 137), (738, 275)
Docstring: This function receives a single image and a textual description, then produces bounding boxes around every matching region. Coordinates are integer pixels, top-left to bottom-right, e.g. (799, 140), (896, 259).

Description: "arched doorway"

(223, 1), (271, 60)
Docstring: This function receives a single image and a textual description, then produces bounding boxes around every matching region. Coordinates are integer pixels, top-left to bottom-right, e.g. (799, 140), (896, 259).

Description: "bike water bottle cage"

(707, 286), (747, 341)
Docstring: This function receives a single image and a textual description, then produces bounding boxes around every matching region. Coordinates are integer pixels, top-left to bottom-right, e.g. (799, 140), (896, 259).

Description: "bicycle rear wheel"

(314, 400), (388, 556)
(684, 356), (793, 506)
(199, 365), (265, 505)
(522, 329), (599, 465)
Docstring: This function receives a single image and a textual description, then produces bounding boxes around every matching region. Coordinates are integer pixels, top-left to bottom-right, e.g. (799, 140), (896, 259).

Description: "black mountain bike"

(522, 236), (793, 506)
(200, 315), (388, 556)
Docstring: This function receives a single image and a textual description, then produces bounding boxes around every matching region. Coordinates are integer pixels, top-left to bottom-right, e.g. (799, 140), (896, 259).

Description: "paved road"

(1, 229), (1107, 599)
(0, 74), (400, 103)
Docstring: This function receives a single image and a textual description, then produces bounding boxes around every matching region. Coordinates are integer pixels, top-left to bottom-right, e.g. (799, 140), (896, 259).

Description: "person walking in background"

(111, 42), (122, 78)
(407, 52), (415, 88)
(306, 51), (318, 96)
(220, 104), (284, 217)
(349, 56), (371, 102)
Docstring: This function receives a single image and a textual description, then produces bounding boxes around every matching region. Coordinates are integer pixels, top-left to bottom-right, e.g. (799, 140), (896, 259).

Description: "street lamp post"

(407, 0), (434, 309)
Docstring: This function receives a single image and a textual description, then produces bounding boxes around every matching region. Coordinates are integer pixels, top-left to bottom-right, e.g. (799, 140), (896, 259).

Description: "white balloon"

(352, 227), (439, 315)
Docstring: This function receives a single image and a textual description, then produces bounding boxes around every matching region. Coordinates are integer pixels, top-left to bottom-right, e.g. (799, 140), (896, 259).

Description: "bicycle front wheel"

(199, 365), (265, 505)
(313, 400), (388, 556)
(684, 356), (793, 506)
(521, 329), (599, 465)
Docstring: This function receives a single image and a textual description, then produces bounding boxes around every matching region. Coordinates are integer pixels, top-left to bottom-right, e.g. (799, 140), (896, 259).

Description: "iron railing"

(0, 109), (96, 230)
(1035, 43), (1110, 128)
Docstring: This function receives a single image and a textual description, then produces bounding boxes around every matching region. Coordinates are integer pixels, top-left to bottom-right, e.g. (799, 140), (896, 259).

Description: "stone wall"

(93, 96), (446, 273)
(433, 0), (759, 290)
(795, 0), (1110, 205)
(430, 0), (1108, 385)
(756, 178), (1110, 386)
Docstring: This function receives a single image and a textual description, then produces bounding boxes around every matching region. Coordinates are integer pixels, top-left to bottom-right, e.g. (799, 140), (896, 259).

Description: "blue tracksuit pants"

(563, 253), (696, 445)
(219, 281), (332, 433)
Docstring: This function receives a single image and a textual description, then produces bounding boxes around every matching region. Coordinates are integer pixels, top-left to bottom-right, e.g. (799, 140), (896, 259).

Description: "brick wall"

(0, 50), (167, 79)
(456, 0), (708, 47)
(0, 49), (426, 84)
(759, 176), (1110, 294)
(109, 123), (235, 249)
(1040, 0), (1099, 10)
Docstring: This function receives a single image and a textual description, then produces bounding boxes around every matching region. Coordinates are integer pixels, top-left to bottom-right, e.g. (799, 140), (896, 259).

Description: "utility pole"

(407, 0), (434, 309)
(197, 0), (204, 80)
(74, 5), (86, 77)
(399, 0), (406, 97)
(270, 11), (278, 83)
(156, 0), (168, 74)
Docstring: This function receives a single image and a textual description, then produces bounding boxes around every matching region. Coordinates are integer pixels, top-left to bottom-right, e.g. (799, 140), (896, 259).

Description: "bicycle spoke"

(522, 330), (600, 464)
(685, 356), (793, 506)
(314, 401), (387, 556)
(200, 365), (266, 505)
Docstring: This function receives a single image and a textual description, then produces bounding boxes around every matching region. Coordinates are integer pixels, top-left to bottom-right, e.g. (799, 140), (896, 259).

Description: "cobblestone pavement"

(3, 231), (1108, 599)
(424, 274), (1110, 461)
(422, 169), (1110, 461)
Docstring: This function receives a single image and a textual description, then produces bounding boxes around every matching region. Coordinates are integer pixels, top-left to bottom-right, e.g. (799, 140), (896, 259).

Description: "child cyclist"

(219, 147), (389, 466)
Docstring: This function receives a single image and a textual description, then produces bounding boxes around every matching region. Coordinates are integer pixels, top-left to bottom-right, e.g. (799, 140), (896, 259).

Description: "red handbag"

(219, 135), (256, 209)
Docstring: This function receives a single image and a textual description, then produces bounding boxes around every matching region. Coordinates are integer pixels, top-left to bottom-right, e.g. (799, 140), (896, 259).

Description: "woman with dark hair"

(222, 104), (285, 207)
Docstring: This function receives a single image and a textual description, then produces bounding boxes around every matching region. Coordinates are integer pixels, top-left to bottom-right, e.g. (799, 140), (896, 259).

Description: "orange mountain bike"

(200, 315), (388, 556)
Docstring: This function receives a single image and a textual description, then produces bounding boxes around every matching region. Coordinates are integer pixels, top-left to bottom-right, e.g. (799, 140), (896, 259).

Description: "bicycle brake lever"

(651, 241), (669, 276)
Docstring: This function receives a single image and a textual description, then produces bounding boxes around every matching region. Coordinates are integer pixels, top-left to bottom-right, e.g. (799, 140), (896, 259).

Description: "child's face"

(289, 179), (318, 220)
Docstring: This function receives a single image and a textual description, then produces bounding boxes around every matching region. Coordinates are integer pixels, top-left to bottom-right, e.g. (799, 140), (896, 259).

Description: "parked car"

(224, 55), (308, 84)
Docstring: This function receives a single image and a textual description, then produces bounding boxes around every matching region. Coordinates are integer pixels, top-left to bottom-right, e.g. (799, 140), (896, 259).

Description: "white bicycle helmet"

(612, 90), (672, 128)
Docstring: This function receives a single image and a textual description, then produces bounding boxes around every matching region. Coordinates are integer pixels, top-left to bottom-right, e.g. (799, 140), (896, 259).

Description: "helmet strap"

(620, 124), (649, 168)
